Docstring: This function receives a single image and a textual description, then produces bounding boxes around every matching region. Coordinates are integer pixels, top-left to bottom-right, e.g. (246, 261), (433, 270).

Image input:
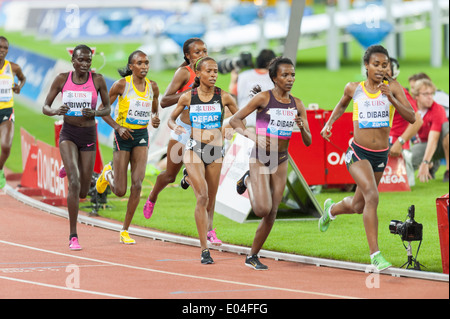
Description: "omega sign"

(36, 141), (66, 198)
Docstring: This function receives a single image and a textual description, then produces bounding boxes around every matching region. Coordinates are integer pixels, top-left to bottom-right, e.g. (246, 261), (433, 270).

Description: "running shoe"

(207, 228), (222, 246)
(318, 198), (335, 232)
(371, 252), (392, 271)
(120, 230), (136, 244)
(444, 170), (449, 183)
(245, 254), (268, 270)
(236, 170), (250, 195)
(69, 237), (82, 251)
(0, 170), (5, 189)
(201, 249), (214, 264)
(143, 199), (155, 219)
(180, 167), (190, 190)
(96, 162), (112, 194)
(58, 166), (67, 178)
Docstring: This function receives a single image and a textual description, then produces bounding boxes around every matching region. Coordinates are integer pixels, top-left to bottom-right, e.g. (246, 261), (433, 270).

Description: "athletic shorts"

(345, 141), (389, 172)
(250, 147), (288, 172)
(185, 138), (224, 166)
(0, 107), (14, 125)
(170, 117), (191, 145)
(59, 121), (96, 151)
(113, 128), (149, 152)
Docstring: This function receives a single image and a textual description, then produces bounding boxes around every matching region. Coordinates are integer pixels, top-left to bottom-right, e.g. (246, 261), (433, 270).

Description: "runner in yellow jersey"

(96, 50), (160, 244)
(0, 36), (26, 188)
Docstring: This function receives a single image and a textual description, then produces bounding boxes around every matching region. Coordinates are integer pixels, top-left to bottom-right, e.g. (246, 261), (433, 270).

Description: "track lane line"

(0, 275), (138, 299)
(0, 239), (361, 299)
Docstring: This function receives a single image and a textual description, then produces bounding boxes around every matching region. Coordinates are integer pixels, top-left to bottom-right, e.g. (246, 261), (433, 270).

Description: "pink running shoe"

(59, 166), (67, 178)
(69, 237), (82, 251)
(143, 199), (155, 219)
(207, 228), (222, 246)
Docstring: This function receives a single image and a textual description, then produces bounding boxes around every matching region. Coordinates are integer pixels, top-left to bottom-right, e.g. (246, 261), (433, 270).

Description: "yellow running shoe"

(120, 230), (136, 244)
(96, 163), (112, 194)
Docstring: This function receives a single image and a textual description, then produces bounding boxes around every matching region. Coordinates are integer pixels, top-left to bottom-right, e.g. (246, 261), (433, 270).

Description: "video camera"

(389, 205), (423, 242)
(218, 52), (253, 74)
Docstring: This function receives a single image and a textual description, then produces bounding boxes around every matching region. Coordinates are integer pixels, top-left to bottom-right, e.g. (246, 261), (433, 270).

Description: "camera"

(389, 205), (423, 242)
(218, 52), (253, 74)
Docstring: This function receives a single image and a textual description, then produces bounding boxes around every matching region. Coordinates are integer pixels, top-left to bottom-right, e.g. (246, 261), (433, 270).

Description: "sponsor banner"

(7, 46), (57, 105)
(45, 8), (175, 43)
(215, 134), (253, 223)
(378, 155), (410, 192)
(36, 140), (67, 198)
(20, 128), (68, 199)
(288, 110), (355, 186)
(20, 127), (36, 171)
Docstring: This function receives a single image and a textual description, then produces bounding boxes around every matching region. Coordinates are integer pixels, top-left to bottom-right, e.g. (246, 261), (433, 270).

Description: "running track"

(0, 186), (448, 303)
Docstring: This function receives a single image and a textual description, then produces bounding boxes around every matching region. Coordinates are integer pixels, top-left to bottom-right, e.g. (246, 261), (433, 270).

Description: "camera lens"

(389, 220), (402, 234)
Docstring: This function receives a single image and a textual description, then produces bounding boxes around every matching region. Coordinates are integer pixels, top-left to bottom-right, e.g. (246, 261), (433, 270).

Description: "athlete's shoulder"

(344, 81), (360, 95)
(91, 72), (105, 81)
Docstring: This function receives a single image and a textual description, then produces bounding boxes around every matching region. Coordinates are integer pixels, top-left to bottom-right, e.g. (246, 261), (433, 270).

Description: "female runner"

(43, 44), (110, 250)
(319, 45), (415, 271)
(168, 57), (238, 264)
(230, 57), (311, 270)
(95, 50), (159, 244)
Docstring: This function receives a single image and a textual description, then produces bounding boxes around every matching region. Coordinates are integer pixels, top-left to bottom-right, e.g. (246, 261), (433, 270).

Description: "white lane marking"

(0, 240), (360, 299)
(0, 275), (138, 299)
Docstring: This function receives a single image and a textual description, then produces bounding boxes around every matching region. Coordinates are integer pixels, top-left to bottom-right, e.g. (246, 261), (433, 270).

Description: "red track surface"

(1, 188), (448, 302)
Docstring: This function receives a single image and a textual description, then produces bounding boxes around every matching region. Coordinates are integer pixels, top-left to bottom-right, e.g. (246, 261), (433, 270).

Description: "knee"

(361, 189), (379, 209)
(128, 182), (142, 197)
(263, 210), (277, 224)
(196, 192), (209, 209)
(160, 170), (177, 184)
(352, 204), (364, 214)
(67, 179), (81, 195)
(252, 202), (272, 218)
(114, 186), (127, 197)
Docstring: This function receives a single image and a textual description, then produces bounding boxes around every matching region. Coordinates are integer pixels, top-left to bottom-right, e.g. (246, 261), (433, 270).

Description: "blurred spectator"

(387, 58), (423, 186)
(410, 78), (449, 182)
(408, 72), (449, 119)
(228, 49), (276, 129)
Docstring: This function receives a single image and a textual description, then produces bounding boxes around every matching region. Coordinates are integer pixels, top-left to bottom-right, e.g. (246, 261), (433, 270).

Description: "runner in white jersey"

(319, 45), (415, 271)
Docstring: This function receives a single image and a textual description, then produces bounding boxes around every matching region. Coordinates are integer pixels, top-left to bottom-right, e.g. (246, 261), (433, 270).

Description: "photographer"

(228, 49), (276, 130)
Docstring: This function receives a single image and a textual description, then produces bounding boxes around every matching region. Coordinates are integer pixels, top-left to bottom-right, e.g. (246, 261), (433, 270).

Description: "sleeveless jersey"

(62, 71), (98, 116)
(177, 65), (196, 94)
(189, 87), (224, 130)
(256, 90), (297, 140)
(116, 76), (153, 129)
(353, 81), (395, 129)
(0, 60), (14, 109)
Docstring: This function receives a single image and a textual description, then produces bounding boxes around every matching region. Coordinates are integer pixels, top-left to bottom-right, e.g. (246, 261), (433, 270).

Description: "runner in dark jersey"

(230, 57), (311, 270)
(168, 57), (238, 264)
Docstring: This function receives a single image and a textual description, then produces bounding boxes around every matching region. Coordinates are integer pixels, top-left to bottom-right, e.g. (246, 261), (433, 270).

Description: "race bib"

(126, 98), (151, 125)
(190, 102), (222, 129)
(62, 90), (93, 116)
(267, 108), (296, 138)
(358, 99), (391, 129)
(0, 79), (13, 102)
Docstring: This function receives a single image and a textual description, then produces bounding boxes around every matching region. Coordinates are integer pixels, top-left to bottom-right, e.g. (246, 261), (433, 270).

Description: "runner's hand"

(117, 126), (134, 140)
(151, 114), (160, 128)
(320, 124), (332, 142)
